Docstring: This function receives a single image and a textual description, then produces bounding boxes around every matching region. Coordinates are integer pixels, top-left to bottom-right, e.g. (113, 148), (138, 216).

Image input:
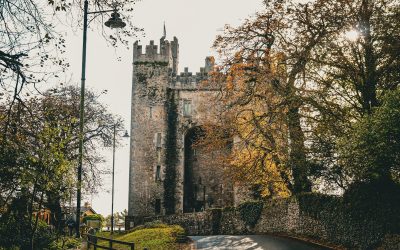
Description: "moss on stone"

(134, 61), (169, 67)
(163, 88), (179, 215)
(136, 72), (147, 84)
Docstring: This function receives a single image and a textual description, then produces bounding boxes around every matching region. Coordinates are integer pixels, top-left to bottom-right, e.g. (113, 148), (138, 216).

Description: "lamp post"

(111, 125), (129, 235)
(76, 0), (126, 238)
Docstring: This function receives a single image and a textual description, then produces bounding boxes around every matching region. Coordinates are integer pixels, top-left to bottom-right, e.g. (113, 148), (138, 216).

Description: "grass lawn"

(93, 223), (190, 250)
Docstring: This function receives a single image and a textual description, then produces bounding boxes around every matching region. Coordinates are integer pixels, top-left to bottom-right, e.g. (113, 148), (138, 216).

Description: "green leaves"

(238, 201), (263, 228)
(0, 86), (123, 247)
(339, 88), (400, 181)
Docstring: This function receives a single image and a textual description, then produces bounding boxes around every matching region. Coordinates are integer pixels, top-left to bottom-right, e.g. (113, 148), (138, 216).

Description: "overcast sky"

(65, 0), (264, 216)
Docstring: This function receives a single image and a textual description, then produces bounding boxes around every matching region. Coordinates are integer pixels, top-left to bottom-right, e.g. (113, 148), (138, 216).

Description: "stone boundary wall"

(126, 197), (388, 249)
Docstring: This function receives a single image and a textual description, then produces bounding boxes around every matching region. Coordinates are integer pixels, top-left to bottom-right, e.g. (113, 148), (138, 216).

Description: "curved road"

(190, 235), (331, 250)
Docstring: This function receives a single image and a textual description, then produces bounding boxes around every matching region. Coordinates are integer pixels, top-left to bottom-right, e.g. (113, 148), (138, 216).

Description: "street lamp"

(76, 0), (126, 237)
(111, 125), (129, 235)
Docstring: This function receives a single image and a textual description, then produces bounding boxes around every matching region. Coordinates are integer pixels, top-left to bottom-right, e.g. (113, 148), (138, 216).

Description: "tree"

(0, 86), (123, 248)
(337, 89), (400, 236)
(339, 88), (400, 182)
(302, 0), (400, 190)
(0, 0), (142, 119)
(203, 0), (399, 195)
(204, 0), (347, 194)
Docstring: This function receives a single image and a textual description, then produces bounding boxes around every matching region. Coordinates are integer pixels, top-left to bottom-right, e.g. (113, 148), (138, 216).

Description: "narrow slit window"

(183, 100), (192, 117)
(156, 165), (161, 181)
(157, 149), (161, 163)
(156, 132), (162, 148)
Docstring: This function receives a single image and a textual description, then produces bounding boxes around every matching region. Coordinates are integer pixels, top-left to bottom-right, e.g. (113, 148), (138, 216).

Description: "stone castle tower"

(127, 31), (236, 219)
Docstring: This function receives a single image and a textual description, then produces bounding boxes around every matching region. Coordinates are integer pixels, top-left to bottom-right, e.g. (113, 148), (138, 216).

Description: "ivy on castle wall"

(136, 72), (147, 84)
(163, 88), (179, 214)
(238, 201), (263, 228)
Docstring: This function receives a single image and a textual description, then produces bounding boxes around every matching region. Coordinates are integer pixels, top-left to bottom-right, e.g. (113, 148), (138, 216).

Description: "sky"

(65, 0), (264, 216)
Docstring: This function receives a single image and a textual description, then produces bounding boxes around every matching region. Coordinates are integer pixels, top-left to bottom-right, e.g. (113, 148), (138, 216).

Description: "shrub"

(297, 192), (341, 218)
(343, 178), (400, 233)
(0, 215), (55, 249)
(82, 214), (103, 224)
(238, 201), (263, 227)
(48, 236), (81, 250)
(210, 208), (222, 234)
(143, 220), (168, 229)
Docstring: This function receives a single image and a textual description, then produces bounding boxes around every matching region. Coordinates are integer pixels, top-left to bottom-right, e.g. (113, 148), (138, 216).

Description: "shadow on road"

(190, 235), (331, 250)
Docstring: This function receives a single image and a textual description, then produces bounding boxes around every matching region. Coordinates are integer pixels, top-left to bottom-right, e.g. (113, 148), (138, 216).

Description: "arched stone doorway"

(183, 126), (233, 213)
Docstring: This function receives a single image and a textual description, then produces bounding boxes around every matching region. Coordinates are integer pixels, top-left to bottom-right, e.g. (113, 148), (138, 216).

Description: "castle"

(127, 31), (240, 220)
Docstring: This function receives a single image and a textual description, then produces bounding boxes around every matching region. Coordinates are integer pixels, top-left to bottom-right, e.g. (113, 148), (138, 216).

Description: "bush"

(143, 220), (168, 229)
(297, 192), (341, 218)
(0, 215), (56, 249)
(210, 208), (222, 234)
(339, 88), (400, 181)
(82, 214), (103, 224)
(48, 236), (81, 250)
(343, 178), (400, 233)
(238, 201), (263, 227)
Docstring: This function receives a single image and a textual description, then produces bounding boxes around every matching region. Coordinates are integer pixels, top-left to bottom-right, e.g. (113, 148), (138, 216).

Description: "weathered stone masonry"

(133, 197), (389, 249)
(128, 34), (235, 220)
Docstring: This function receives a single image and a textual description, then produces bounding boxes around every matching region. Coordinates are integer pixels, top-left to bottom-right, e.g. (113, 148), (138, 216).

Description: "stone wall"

(127, 196), (392, 249)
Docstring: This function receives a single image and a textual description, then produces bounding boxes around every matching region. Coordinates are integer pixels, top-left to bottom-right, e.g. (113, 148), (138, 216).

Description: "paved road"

(190, 235), (331, 250)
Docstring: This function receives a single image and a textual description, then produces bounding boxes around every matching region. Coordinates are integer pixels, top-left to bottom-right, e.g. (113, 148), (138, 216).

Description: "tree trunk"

(46, 191), (63, 233)
(30, 192), (44, 250)
(360, 0), (378, 113)
(287, 99), (312, 193)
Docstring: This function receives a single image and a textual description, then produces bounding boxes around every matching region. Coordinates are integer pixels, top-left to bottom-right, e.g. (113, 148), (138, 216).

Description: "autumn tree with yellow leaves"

(198, 0), (400, 197)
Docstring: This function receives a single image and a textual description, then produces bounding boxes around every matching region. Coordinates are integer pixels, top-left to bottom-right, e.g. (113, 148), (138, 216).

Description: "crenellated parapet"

(133, 37), (179, 75)
(170, 57), (216, 90)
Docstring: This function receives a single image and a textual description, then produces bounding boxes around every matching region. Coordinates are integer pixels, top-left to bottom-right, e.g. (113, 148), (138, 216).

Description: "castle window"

(155, 199), (161, 214)
(183, 100), (192, 117)
(157, 149), (161, 163)
(156, 132), (162, 148)
(155, 165), (161, 181)
(149, 107), (153, 118)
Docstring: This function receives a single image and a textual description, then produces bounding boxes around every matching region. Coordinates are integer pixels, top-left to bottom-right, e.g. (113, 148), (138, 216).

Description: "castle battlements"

(170, 57), (215, 89)
(133, 37), (179, 74)
(132, 31), (215, 89)
(133, 38), (178, 61)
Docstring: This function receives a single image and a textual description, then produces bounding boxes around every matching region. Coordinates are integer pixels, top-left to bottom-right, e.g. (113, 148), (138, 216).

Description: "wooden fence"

(86, 233), (137, 250)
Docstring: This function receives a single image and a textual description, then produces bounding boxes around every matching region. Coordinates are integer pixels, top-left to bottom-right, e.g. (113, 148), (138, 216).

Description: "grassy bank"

(94, 222), (189, 250)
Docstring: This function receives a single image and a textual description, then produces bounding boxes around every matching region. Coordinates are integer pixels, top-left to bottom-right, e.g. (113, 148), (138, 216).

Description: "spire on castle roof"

(163, 22), (166, 38)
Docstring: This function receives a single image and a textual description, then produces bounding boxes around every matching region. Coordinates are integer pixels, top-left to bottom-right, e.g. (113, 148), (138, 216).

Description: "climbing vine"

(238, 201), (263, 227)
(135, 72), (147, 84)
(210, 208), (222, 234)
(163, 88), (179, 214)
